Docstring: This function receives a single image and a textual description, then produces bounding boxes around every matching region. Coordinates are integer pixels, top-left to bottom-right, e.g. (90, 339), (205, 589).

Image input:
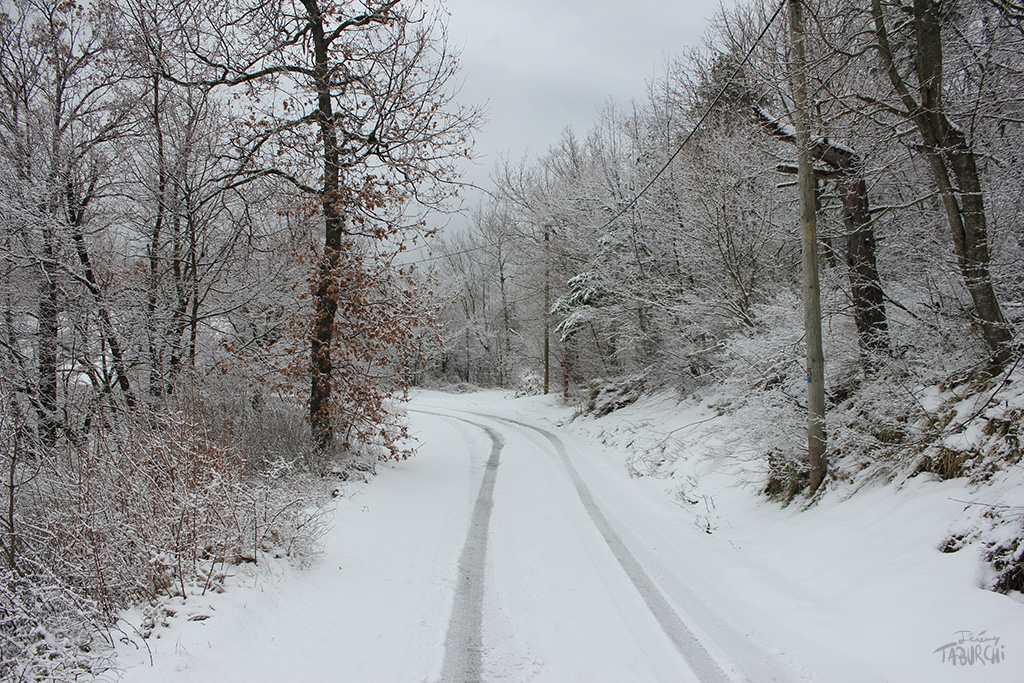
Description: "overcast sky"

(438, 0), (729, 209)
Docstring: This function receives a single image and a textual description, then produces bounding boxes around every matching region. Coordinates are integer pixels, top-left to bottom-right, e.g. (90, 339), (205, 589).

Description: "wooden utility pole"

(543, 225), (551, 395)
(788, 0), (827, 493)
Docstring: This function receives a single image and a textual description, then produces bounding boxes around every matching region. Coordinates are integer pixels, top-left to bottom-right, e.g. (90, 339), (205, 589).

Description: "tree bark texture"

(872, 0), (1012, 364)
(840, 178), (888, 353)
(543, 225), (550, 395)
(37, 226), (59, 448)
(304, 0), (343, 450)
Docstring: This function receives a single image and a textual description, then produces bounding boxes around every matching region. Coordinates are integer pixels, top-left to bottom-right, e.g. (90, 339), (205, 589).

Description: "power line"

(595, 0), (787, 233)
(401, 242), (499, 266)
(409, 0), (787, 269)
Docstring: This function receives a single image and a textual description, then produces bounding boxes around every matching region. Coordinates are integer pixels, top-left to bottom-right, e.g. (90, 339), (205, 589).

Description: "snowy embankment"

(538, 388), (1024, 681)
(114, 389), (1024, 682)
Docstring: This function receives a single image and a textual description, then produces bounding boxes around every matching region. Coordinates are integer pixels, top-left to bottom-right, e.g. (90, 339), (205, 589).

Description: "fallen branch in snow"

(948, 498), (1024, 516)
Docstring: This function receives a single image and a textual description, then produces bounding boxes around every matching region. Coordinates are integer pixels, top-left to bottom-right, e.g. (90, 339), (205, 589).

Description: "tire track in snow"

(466, 411), (735, 683)
(414, 411), (504, 683)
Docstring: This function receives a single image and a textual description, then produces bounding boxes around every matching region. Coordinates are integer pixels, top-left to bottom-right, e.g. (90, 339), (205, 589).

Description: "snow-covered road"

(117, 390), (1024, 682)
(423, 405), (723, 682)
(428, 406), (745, 683)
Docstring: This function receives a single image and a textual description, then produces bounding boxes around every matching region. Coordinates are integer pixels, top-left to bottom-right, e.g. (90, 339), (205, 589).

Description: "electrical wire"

(410, 0), (788, 268)
(594, 0), (788, 233)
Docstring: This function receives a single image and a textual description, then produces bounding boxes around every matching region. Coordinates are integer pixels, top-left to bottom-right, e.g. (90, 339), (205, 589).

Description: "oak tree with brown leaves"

(150, 0), (478, 452)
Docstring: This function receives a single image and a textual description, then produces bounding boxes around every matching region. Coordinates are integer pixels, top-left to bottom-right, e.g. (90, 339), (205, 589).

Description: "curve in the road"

(467, 411), (735, 683)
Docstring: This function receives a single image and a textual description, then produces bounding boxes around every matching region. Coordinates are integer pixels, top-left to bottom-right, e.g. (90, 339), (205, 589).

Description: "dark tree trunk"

(543, 225), (550, 395)
(939, 133), (1010, 358)
(70, 227), (136, 408)
(913, 0), (1010, 359)
(148, 74), (168, 399)
(37, 227), (59, 448)
(304, 0), (343, 451)
(840, 177), (888, 352)
(754, 108), (889, 353)
(167, 210), (190, 386)
(499, 251), (512, 386)
(66, 171), (135, 407)
(872, 0), (1012, 366)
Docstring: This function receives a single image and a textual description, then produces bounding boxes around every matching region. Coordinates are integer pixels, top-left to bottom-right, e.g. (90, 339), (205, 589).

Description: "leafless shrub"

(1, 378), (331, 680)
(0, 560), (113, 682)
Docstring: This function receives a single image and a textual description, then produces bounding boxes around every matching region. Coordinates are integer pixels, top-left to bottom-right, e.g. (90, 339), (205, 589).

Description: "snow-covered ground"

(114, 389), (1024, 682)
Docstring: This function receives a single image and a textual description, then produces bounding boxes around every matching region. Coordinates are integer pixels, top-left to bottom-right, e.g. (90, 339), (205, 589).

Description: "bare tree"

(870, 0), (1013, 365)
(148, 0), (478, 450)
(0, 0), (140, 445)
(753, 107), (889, 353)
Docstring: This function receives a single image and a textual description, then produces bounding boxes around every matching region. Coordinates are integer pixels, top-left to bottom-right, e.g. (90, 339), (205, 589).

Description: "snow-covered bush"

(0, 561), (112, 683)
(712, 294), (816, 499)
(0, 381), (333, 679)
(584, 375), (646, 417)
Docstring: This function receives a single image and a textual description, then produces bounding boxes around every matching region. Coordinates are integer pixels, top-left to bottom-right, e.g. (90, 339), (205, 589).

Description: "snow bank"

(512, 388), (1024, 682)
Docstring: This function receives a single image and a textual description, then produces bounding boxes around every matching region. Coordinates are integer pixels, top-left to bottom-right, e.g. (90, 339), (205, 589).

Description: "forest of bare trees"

(432, 0), (1022, 498)
(0, 0), (474, 678)
(2, 0), (1024, 679)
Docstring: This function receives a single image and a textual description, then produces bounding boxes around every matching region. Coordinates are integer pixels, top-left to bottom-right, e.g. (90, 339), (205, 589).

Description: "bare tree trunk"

(305, 0), (343, 451)
(5, 431), (16, 570)
(69, 215), (136, 408)
(148, 73), (169, 399)
(498, 245), (512, 386)
(840, 177), (888, 353)
(562, 348), (570, 400)
(37, 226), (59, 448)
(872, 0), (1011, 366)
(167, 208), (189, 386)
(543, 225), (550, 395)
